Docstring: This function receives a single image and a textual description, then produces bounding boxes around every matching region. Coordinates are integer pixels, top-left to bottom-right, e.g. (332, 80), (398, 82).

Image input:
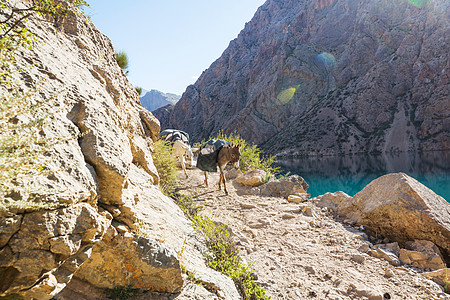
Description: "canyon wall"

(155, 0), (449, 156)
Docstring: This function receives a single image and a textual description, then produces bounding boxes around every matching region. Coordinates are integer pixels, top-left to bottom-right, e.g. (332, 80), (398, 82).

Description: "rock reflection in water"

(275, 151), (450, 201)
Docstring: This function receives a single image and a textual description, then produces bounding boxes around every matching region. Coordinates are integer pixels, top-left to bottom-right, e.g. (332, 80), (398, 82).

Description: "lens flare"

(407, 0), (427, 8)
(276, 84), (301, 105)
(315, 52), (337, 68)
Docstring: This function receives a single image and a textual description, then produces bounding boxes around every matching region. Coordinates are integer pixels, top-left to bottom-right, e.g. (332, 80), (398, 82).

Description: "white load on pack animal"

(160, 129), (194, 178)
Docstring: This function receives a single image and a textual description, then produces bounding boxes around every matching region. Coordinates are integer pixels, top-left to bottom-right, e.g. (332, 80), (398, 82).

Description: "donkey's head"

(229, 141), (241, 169)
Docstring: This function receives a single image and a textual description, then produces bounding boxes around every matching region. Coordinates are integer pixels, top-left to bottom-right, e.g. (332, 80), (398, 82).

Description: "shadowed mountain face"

(140, 90), (180, 112)
(154, 0), (449, 156)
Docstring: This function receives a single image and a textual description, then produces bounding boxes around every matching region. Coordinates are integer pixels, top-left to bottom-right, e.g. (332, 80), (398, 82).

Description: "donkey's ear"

(230, 141), (235, 147)
(237, 142), (242, 149)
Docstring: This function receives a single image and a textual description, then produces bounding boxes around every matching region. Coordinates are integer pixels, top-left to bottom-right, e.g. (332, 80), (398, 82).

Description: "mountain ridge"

(153, 0), (449, 156)
(140, 89), (180, 112)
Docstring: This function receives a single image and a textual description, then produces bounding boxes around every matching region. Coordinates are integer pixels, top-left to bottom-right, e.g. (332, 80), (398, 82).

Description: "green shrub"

(152, 140), (178, 196)
(171, 192), (270, 298)
(115, 51), (129, 71)
(192, 214), (270, 299)
(174, 194), (202, 219)
(135, 86), (142, 96)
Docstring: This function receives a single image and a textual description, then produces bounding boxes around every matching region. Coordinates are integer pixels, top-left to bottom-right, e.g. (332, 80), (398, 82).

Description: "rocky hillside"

(154, 0), (449, 156)
(0, 4), (238, 299)
(140, 89), (180, 112)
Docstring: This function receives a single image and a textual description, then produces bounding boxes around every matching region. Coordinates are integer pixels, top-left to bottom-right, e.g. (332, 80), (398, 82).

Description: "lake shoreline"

(274, 150), (450, 202)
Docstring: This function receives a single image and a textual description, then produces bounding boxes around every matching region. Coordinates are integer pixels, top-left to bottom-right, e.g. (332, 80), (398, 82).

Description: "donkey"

(173, 139), (194, 178)
(203, 141), (241, 195)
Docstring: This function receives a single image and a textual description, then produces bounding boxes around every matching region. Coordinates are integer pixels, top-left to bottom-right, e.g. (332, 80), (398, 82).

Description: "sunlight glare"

(315, 52), (337, 68)
(407, 0), (427, 8)
(276, 84), (301, 105)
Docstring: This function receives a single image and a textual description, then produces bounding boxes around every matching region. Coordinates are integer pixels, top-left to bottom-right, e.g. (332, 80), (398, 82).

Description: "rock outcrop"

(154, 0), (450, 156)
(0, 203), (111, 298)
(0, 2), (239, 299)
(317, 173), (450, 262)
(399, 240), (447, 271)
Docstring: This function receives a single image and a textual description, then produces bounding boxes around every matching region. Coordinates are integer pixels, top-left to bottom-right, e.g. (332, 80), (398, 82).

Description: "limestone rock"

(336, 173), (450, 260)
(351, 254), (366, 264)
(250, 175), (309, 198)
(4, 1), (160, 209)
(287, 193), (309, 203)
(315, 191), (352, 211)
(74, 230), (183, 293)
(368, 249), (400, 267)
(64, 166), (240, 299)
(0, 215), (22, 248)
(0, 203), (110, 298)
(422, 268), (450, 288)
(1, 1), (239, 299)
(139, 109), (161, 143)
(236, 169), (267, 187)
(155, 0), (449, 156)
(399, 240), (446, 271)
(225, 168), (243, 180)
(299, 204), (316, 218)
(374, 242), (401, 256)
(347, 282), (383, 300)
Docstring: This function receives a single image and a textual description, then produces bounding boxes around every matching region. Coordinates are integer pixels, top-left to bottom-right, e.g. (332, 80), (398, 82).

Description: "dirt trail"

(177, 168), (449, 300)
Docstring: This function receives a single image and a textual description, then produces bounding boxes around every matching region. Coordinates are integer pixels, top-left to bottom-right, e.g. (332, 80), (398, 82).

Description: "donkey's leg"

(180, 156), (188, 178)
(219, 166), (228, 195)
(204, 171), (208, 186)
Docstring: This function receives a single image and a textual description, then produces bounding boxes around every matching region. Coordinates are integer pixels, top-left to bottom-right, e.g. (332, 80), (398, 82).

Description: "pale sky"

(87, 1), (266, 95)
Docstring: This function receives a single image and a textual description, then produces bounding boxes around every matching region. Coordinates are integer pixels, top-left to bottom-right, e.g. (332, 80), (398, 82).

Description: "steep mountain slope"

(140, 89), (180, 112)
(154, 0), (449, 156)
(0, 3), (237, 299)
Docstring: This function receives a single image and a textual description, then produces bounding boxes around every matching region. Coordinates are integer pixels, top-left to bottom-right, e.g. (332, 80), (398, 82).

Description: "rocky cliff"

(0, 3), (238, 299)
(140, 89), (180, 112)
(154, 0), (449, 156)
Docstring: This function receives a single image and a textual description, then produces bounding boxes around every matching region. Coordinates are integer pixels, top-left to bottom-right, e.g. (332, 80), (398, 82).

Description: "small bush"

(192, 214), (270, 299)
(115, 51), (129, 71)
(135, 86), (142, 96)
(152, 140), (178, 196)
(174, 194), (202, 219)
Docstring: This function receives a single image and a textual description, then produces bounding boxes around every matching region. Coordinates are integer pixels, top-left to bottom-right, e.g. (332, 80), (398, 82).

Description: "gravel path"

(177, 168), (449, 300)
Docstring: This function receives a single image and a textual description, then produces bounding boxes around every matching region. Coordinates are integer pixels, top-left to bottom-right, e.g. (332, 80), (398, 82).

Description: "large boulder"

(338, 173), (450, 261)
(236, 169), (268, 187)
(253, 175), (309, 198)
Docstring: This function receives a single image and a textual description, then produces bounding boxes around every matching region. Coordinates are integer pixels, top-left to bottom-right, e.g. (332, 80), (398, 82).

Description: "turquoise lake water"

(275, 151), (450, 202)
